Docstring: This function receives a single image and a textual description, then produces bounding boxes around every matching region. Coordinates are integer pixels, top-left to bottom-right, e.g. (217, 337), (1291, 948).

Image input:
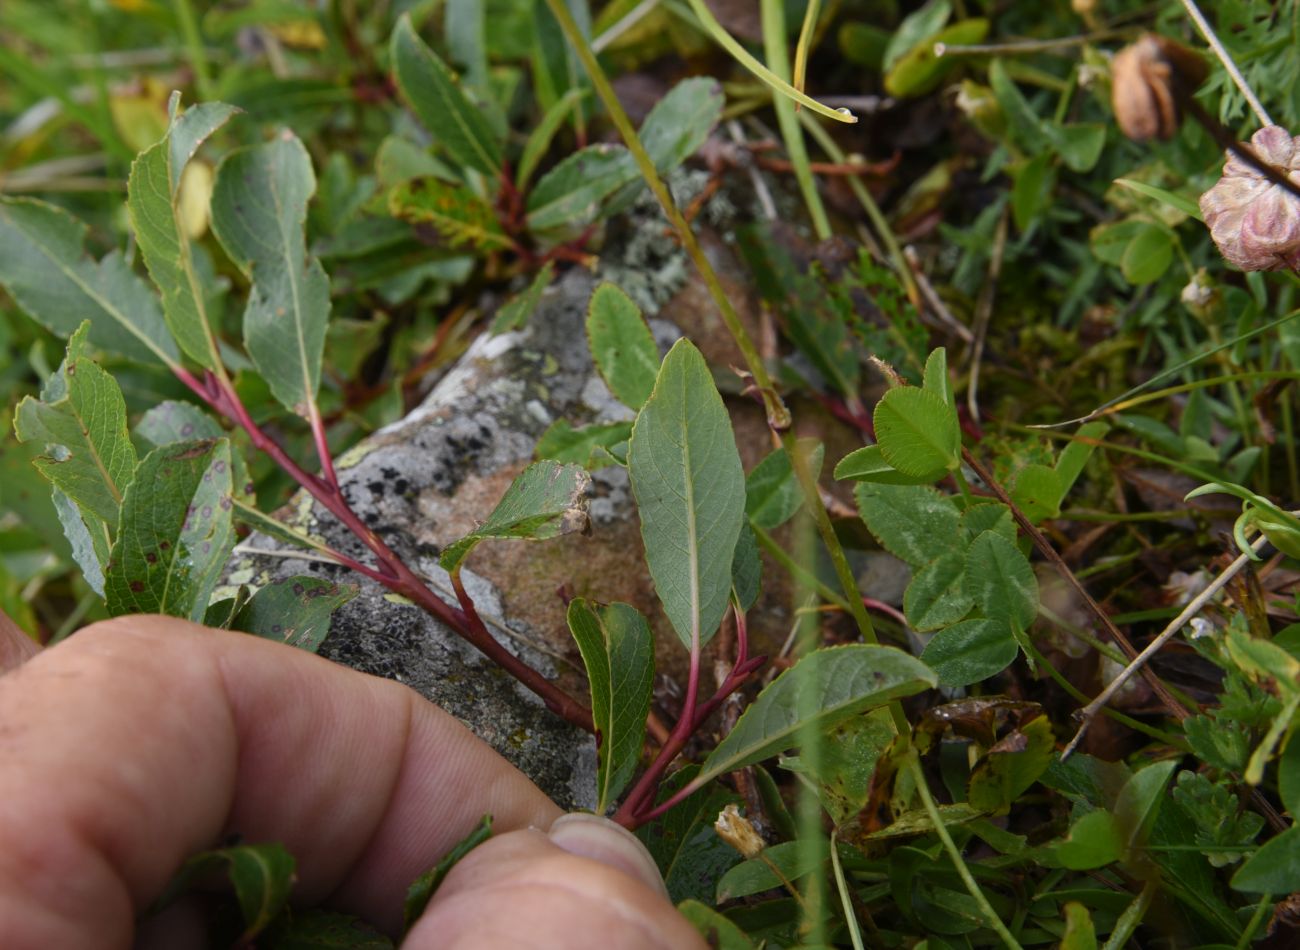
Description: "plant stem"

(906, 750), (1024, 950)
(171, 0), (214, 101)
(183, 369), (595, 733)
(761, 0), (832, 241)
(1178, 0), (1272, 126)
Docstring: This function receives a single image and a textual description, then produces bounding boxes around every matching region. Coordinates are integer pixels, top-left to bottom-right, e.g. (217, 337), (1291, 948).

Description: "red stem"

(181, 370), (595, 734)
(614, 607), (764, 828)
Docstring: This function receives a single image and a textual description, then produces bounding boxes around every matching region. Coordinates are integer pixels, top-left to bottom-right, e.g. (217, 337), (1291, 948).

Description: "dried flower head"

(714, 803), (764, 859)
(1199, 126), (1300, 271)
(1111, 34), (1207, 141)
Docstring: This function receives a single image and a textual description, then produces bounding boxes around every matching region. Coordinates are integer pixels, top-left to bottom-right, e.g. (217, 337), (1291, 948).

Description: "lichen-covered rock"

(225, 177), (780, 809)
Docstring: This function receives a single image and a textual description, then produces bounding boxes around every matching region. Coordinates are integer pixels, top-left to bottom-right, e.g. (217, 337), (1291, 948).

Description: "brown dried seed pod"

(1111, 33), (1208, 141)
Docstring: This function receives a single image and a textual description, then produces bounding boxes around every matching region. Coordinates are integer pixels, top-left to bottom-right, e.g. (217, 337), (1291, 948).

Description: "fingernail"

(547, 813), (669, 898)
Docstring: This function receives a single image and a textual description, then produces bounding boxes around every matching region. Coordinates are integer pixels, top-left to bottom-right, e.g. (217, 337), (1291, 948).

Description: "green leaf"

(730, 521), (761, 612)
(1113, 178), (1203, 222)
(517, 88), (588, 189)
(884, 18), (988, 98)
(904, 551), (973, 631)
(1060, 902), (1098, 950)
(567, 599), (654, 813)
(1054, 422), (1108, 497)
(136, 399), (223, 444)
(526, 143), (637, 234)
(51, 486), (108, 596)
(780, 707), (894, 824)
(715, 841), (824, 901)
(922, 347), (954, 408)
(104, 439), (236, 622)
(746, 440), (824, 530)
(1232, 825), (1300, 893)
(1011, 152), (1054, 233)
(1280, 737), (1300, 817)
(695, 645), (936, 788)
(1120, 222), (1173, 284)
(873, 386), (960, 479)
(1056, 810), (1123, 870)
(128, 98), (239, 370)
(635, 766), (741, 903)
(391, 15), (502, 177)
(388, 177), (511, 251)
(439, 460), (590, 572)
(0, 197), (178, 365)
(403, 816), (493, 932)
(445, 0), (488, 91)
(1054, 123), (1106, 174)
(491, 262), (555, 334)
(231, 577), (358, 653)
(534, 419), (633, 468)
(1114, 759), (1178, 857)
(855, 483), (962, 567)
(963, 531), (1037, 630)
(920, 618), (1017, 687)
(14, 352), (137, 525)
(211, 132), (331, 416)
(832, 444), (935, 485)
(1010, 463), (1063, 523)
(883, 0), (951, 72)
(628, 340), (745, 650)
(586, 282), (660, 410)
(676, 900), (756, 949)
(154, 842), (296, 943)
(638, 77), (724, 174)
(961, 501), (1015, 542)
(967, 715), (1054, 813)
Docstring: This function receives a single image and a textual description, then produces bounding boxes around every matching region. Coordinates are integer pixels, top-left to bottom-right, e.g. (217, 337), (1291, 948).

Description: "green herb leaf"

(1010, 463), (1063, 523)
(154, 842), (296, 944)
(104, 438), (235, 621)
(730, 521), (761, 612)
(128, 97), (238, 370)
(534, 419), (633, 468)
(388, 177), (511, 251)
(526, 143), (637, 234)
(439, 460), (590, 572)
(587, 282), (660, 410)
(14, 348), (136, 525)
(628, 339), (745, 650)
(391, 15), (502, 177)
(920, 618), (1016, 687)
(873, 386), (960, 479)
(259, 908), (393, 948)
(51, 486), (108, 596)
(967, 715), (1054, 813)
(231, 577), (358, 653)
(403, 816), (493, 932)
(636, 766), (741, 903)
(903, 550), (973, 631)
(695, 645), (936, 787)
(676, 900), (756, 949)
(963, 530), (1038, 630)
(211, 132), (331, 417)
(491, 262), (555, 334)
(832, 444), (935, 485)
(884, 18), (988, 98)
(1231, 825), (1300, 893)
(567, 599), (655, 813)
(0, 197), (178, 365)
(746, 440), (824, 530)
(855, 483), (962, 567)
(1056, 810), (1123, 870)
(715, 841), (824, 901)
(637, 77), (725, 174)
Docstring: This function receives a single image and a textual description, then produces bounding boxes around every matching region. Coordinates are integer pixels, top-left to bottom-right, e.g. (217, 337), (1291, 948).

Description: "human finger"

(0, 615), (562, 947)
(406, 815), (707, 949)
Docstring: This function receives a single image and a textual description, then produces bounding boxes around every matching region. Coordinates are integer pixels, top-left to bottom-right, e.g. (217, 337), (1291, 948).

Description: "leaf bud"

(1110, 34), (1207, 141)
(1199, 126), (1300, 271)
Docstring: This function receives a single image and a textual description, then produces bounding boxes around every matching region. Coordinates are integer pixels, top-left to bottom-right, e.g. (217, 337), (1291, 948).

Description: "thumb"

(405, 814), (707, 949)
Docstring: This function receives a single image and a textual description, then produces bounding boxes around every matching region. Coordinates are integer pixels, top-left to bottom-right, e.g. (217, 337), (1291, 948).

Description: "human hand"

(0, 614), (707, 949)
